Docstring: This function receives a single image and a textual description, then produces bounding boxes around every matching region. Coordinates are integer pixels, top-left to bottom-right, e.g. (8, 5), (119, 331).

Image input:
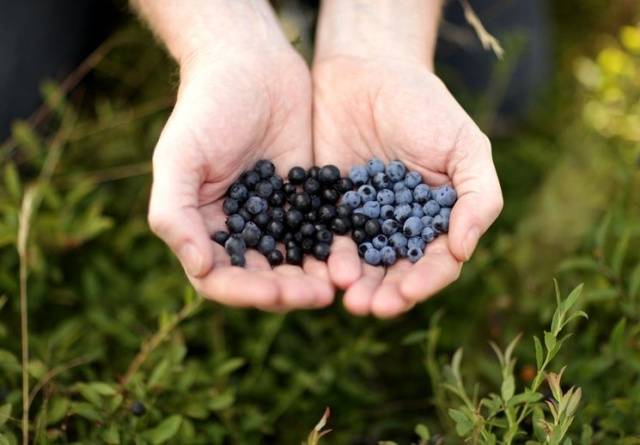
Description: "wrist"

(314, 0), (442, 70)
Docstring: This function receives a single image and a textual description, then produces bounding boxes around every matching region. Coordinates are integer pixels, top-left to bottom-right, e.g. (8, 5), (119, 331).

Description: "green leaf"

(561, 284), (584, 313)
(46, 397), (69, 425)
(533, 336), (544, 369)
(102, 425), (120, 444)
(216, 357), (246, 377)
(414, 424), (430, 440)
(508, 391), (543, 406)
(148, 359), (171, 387)
(11, 121), (42, 159)
(142, 415), (183, 444)
(609, 318), (626, 356)
(4, 163), (21, 202)
(402, 330), (429, 345)
(501, 375), (515, 401)
(89, 382), (117, 396)
(628, 262), (640, 297)
(0, 434), (9, 445)
(208, 391), (235, 411)
(70, 401), (101, 422)
(611, 229), (630, 276)
(544, 331), (557, 353)
(448, 408), (474, 436)
(0, 404), (11, 426)
(557, 256), (599, 273)
(451, 348), (463, 381)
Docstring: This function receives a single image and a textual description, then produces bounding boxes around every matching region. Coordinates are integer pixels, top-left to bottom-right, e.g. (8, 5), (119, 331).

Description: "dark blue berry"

(226, 214), (245, 233)
(255, 159), (276, 178)
(212, 231), (229, 245)
(223, 198), (239, 215)
(288, 166), (307, 184)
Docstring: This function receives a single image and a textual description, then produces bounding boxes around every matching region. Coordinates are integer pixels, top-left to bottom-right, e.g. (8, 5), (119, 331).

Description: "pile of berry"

(212, 159), (456, 268)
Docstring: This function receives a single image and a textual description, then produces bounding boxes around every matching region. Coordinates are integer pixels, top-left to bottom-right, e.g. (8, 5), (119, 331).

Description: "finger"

(303, 257), (335, 308)
(447, 124), (503, 262)
(191, 267), (279, 307)
(327, 236), (362, 289)
(273, 265), (333, 309)
(399, 236), (463, 302)
(342, 264), (385, 316)
(370, 260), (414, 318)
(148, 115), (215, 278)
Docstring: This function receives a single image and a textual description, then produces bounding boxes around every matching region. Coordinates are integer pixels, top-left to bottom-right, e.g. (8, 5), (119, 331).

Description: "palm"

(150, 51), (333, 310)
(313, 57), (501, 317)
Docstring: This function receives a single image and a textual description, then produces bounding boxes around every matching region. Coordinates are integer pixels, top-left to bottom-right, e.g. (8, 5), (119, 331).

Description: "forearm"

(131, 0), (290, 67)
(315, 0), (443, 68)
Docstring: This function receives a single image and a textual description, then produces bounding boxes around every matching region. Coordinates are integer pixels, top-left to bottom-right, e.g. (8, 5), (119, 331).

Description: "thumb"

(148, 113), (215, 278)
(447, 124), (503, 262)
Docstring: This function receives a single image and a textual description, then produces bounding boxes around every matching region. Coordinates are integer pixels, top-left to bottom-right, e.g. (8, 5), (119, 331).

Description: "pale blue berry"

(413, 184), (431, 203)
(421, 226), (436, 242)
(364, 248), (382, 265)
(381, 219), (399, 236)
(358, 184), (377, 202)
(362, 201), (381, 218)
(403, 216), (424, 237)
(395, 188), (413, 205)
(404, 171), (422, 189)
(393, 204), (412, 223)
(372, 172), (391, 189)
(433, 214), (449, 233)
(381, 246), (397, 266)
(377, 189), (395, 205)
(389, 232), (408, 250)
(408, 236), (426, 251)
(434, 185), (457, 207)
(372, 234), (388, 249)
(380, 204), (395, 219)
(342, 190), (362, 209)
(407, 247), (423, 263)
(393, 181), (408, 192)
(349, 165), (369, 186)
(367, 158), (385, 176)
(386, 160), (407, 182)
(411, 203), (424, 217)
(423, 200), (440, 217)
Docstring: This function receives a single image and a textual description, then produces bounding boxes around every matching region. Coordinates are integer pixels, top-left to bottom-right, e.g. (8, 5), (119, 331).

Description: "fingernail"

(179, 243), (203, 276)
(462, 227), (481, 261)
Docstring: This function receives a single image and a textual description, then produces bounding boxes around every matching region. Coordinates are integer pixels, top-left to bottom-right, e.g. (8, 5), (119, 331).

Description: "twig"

(460, 0), (504, 59)
(27, 356), (94, 407)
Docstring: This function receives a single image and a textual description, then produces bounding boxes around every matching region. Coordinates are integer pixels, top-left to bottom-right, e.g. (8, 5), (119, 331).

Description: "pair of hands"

(145, 2), (502, 318)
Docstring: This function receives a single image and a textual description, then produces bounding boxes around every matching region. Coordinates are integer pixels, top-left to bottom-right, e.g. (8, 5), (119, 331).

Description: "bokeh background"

(1, 0), (639, 443)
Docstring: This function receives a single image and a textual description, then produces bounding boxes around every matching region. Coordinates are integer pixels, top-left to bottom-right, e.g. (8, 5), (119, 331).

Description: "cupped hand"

(313, 56), (503, 318)
(148, 49), (333, 311)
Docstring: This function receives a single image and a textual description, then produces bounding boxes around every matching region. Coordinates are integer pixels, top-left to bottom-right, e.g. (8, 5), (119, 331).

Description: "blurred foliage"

(0, 3), (639, 445)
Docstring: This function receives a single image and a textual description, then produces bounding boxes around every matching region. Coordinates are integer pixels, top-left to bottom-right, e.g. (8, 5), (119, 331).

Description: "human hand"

(313, 56), (502, 317)
(141, 0), (333, 310)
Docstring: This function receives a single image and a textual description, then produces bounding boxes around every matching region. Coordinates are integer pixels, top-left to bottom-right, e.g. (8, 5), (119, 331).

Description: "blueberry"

(300, 222), (316, 238)
(318, 204), (338, 222)
(439, 207), (452, 218)
(336, 204), (352, 218)
(131, 401), (146, 416)
(212, 230), (229, 246)
(380, 204), (395, 220)
(413, 184), (431, 203)
(267, 249), (284, 266)
(267, 220), (286, 240)
(358, 242), (374, 255)
(286, 209), (304, 229)
(433, 214), (449, 233)
(269, 190), (286, 206)
(286, 246), (304, 265)
(288, 166), (307, 184)
(408, 236), (426, 251)
(362, 201), (381, 219)
(246, 196), (267, 215)
(313, 242), (331, 261)
(223, 198), (239, 215)
(253, 212), (270, 227)
(381, 219), (399, 236)
(421, 215), (434, 227)
(421, 226), (436, 242)
(336, 177), (354, 193)
(229, 183), (249, 202)
(283, 183), (297, 195)
(349, 165), (369, 186)
(311, 195), (323, 209)
(389, 232), (408, 250)
(404, 171), (422, 189)
(393, 204), (412, 223)
(423, 200), (440, 217)
(255, 159), (276, 178)
(372, 234), (388, 249)
(255, 180), (274, 198)
(330, 217), (351, 235)
(242, 170), (260, 188)
(241, 222), (262, 247)
(226, 214), (245, 233)
(358, 184), (377, 202)
(352, 228), (368, 244)
(269, 175), (284, 191)
(285, 239), (298, 250)
(407, 247), (423, 263)
(321, 187), (340, 203)
(292, 192), (311, 211)
(301, 238), (315, 252)
(371, 172), (391, 190)
(364, 248), (382, 266)
(403, 216), (424, 237)
(303, 177), (321, 194)
(225, 235), (246, 256)
(270, 207), (286, 222)
(307, 166), (320, 179)
(342, 191), (361, 209)
(380, 246), (397, 266)
(396, 245), (409, 258)
(318, 165), (341, 184)
(316, 228), (333, 244)
(351, 213), (367, 228)
(377, 189), (395, 205)
(395, 188), (413, 205)
(411, 203), (424, 217)
(386, 160), (407, 182)
(257, 235), (276, 254)
(366, 158), (385, 175)
(434, 185), (457, 207)
(364, 219), (381, 237)
(393, 181), (408, 192)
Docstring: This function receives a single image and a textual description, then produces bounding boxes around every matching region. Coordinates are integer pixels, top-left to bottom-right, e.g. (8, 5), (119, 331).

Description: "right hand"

(147, 14), (333, 311)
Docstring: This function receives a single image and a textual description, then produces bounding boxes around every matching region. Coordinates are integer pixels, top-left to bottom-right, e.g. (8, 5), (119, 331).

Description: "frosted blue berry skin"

(389, 232), (408, 250)
(407, 247), (423, 263)
(411, 203), (424, 218)
(229, 183), (249, 202)
(367, 158), (385, 176)
(434, 185), (457, 207)
(423, 200), (440, 217)
(225, 235), (246, 256)
(439, 207), (452, 218)
(413, 184), (431, 203)
(404, 171), (422, 189)
(386, 160), (407, 182)
(377, 189), (395, 205)
(342, 191), (362, 209)
(421, 226), (436, 242)
(408, 236), (426, 251)
(393, 182), (408, 192)
(380, 246), (397, 266)
(372, 234), (388, 249)
(358, 242), (374, 256)
(349, 165), (369, 186)
(246, 196), (267, 215)
(421, 215), (434, 227)
(371, 172), (391, 190)
(394, 204), (412, 223)
(364, 247), (382, 265)
(403, 216), (424, 237)
(381, 219), (400, 236)
(358, 184), (377, 202)
(395, 188), (413, 205)
(380, 204), (395, 220)
(257, 235), (276, 254)
(433, 214), (449, 233)
(360, 201), (379, 219)
(226, 214), (246, 233)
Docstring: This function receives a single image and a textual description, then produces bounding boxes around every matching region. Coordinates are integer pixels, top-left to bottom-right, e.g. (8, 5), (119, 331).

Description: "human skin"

(133, 0), (333, 310)
(313, 0), (504, 317)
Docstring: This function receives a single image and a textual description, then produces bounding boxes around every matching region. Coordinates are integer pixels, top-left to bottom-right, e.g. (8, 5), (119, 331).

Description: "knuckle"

(147, 208), (172, 237)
